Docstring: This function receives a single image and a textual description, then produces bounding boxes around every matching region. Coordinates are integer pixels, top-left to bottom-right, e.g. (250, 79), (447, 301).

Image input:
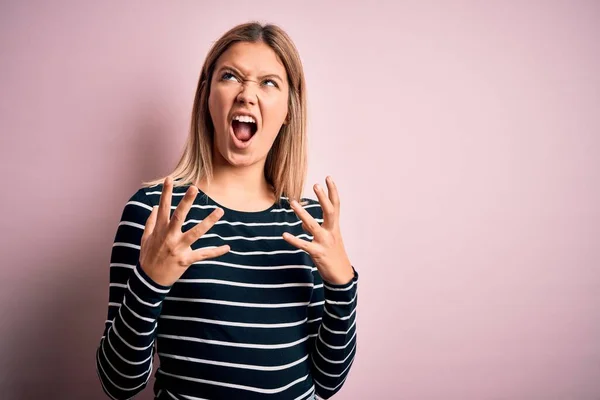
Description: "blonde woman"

(96, 22), (358, 400)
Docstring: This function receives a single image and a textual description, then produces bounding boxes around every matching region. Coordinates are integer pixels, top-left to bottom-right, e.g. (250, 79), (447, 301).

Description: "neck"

(196, 154), (274, 205)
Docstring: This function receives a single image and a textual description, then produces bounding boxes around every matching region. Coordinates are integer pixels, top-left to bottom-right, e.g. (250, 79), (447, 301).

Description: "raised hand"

(283, 176), (354, 285)
(139, 176), (230, 287)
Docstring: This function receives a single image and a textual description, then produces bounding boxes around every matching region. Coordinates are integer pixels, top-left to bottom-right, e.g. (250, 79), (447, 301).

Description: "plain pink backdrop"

(1, 1), (599, 399)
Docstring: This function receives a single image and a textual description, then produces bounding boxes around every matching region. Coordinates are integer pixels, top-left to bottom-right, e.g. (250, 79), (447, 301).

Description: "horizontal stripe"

(165, 297), (310, 308)
(318, 329), (357, 350)
(326, 291), (358, 305)
(159, 352), (308, 371)
(315, 341), (357, 365)
(97, 350), (151, 392)
(314, 374), (349, 392)
(177, 391), (210, 400)
(101, 343), (152, 379)
(311, 354), (354, 379)
(104, 334), (153, 366)
(323, 305), (357, 320)
(133, 264), (170, 294)
(175, 279), (314, 289)
(123, 298), (155, 323)
(125, 200), (153, 211)
(198, 233), (314, 242)
(227, 248), (307, 256)
(323, 280), (357, 291)
(185, 218), (323, 227)
(110, 283), (127, 289)
(271, 204), (321, 212)
(110, 263), (135, 269)
(113, 242), (140, 250)
(157, 369), (309, 394)
(192, 259), (315, 271)
(294, 386), (316, 400)
(126, 282), (161, 308)
(321, 319), (357, 335)
(112, 324), (153, 351)
(160, 314), (307, 328)
(118, 221), (145, 229)
(119, 308), (156, 336)
(157, 333), (309, 349)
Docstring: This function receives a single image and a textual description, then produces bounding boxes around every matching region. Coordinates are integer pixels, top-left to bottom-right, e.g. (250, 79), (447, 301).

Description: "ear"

(283, 113), (290, 125)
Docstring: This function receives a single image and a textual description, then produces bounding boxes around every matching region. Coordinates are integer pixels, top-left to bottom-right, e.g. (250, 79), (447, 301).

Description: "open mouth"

(232, 119), (258, 143)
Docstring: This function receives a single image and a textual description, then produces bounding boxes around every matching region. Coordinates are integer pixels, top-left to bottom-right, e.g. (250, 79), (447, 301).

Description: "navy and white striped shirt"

(96, 182), (358, 399)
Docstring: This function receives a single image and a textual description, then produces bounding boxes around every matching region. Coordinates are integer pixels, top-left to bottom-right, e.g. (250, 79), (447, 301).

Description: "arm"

(283, 177), (358, 398)
(307, 268), (359, 399)
(96, 189), (171, 400)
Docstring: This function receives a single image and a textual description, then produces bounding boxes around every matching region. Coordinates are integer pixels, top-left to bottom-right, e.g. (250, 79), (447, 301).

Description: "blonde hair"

(142, 22), (308, 203)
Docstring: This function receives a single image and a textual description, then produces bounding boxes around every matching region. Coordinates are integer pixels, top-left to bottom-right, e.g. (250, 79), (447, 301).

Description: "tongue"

(233, 121), (254, 142)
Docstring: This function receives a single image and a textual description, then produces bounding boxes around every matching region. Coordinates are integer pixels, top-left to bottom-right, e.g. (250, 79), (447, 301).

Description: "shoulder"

(132, 181), (191, 207)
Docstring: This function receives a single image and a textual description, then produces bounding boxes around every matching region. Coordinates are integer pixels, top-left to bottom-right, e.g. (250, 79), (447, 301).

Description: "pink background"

(1, 1), (599, 399)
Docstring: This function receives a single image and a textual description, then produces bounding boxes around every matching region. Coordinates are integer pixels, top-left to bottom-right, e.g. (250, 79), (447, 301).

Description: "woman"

(96, 22), (358, 400)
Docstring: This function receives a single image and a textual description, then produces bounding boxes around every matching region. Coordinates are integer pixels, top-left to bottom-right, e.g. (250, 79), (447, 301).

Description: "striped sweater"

(96, 182), (359, 399)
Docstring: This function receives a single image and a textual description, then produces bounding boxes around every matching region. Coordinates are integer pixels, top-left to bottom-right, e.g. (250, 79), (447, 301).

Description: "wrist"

(322, 263), (354, 285)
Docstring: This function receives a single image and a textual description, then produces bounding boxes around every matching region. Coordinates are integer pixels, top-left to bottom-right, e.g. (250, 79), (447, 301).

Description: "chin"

(227, 157), (255, 168)
(223, 151), (262, 168)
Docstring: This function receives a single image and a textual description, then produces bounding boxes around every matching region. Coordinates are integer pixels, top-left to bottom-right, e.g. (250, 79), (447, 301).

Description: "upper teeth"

(233, 115), (256, 124)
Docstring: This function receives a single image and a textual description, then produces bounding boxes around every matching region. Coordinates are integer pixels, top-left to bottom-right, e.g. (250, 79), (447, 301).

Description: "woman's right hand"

(139, 176), (230, 287)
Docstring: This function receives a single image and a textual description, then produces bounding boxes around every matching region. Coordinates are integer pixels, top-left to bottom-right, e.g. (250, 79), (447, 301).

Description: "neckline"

(192, 185), (281, 217)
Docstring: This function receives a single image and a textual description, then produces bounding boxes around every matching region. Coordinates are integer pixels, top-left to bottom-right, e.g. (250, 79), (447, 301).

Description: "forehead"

(215, 41), (287, 77)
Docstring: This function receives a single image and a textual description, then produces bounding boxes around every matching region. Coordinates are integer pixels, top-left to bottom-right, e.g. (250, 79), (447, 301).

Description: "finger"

(190, 244), (230, 263)
(314, 183), (335, 230)
(168, 185), (198, 235)
(290, 200), (321, 235)
(326, 176), (340, 209)
(142, 206), (158, 245)
(282, 232), (316, 253)
(181, 207), (225, 247)
(157, 176), (173, 229)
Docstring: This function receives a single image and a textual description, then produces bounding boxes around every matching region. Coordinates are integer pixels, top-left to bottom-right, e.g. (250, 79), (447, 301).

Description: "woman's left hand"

(283, 176), (354, 285)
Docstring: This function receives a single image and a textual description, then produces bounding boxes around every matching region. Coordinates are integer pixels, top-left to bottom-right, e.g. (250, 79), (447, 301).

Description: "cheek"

(208, 91), (221, 122)
(263, 94), (289, 127)
(208, 87), (231, 122)
(208, 91), (216, 123)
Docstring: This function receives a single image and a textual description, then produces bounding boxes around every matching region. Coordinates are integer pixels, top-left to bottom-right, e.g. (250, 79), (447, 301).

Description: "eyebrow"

(217, 64), (284, 83)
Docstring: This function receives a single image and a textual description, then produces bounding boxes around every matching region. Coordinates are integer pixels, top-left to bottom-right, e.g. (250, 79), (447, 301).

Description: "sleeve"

(307, 267), (359, 399)
(95, 188), (172, 400)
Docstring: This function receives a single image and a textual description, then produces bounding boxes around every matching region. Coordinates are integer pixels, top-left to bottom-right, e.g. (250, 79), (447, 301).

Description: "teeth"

(233, 115), (256, 124)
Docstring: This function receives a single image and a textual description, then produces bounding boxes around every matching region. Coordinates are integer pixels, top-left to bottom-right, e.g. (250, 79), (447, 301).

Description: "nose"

(236, 82), (257, 106)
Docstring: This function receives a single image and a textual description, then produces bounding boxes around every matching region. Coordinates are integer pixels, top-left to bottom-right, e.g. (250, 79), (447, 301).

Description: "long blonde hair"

(142, 22), (308, 203)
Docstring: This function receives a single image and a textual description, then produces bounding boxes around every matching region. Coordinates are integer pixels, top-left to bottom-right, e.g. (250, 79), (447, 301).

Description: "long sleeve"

(307, 267), (359, 399)
(96, 188), (171, 400)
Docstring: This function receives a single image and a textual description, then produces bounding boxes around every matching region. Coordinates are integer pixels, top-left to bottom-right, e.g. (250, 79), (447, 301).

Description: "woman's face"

(208, 41), (290, 169)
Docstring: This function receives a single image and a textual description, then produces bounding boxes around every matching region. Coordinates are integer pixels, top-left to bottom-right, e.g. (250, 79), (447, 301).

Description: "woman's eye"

(222, 72), (238, 82)
(264, 79), (278, 88)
